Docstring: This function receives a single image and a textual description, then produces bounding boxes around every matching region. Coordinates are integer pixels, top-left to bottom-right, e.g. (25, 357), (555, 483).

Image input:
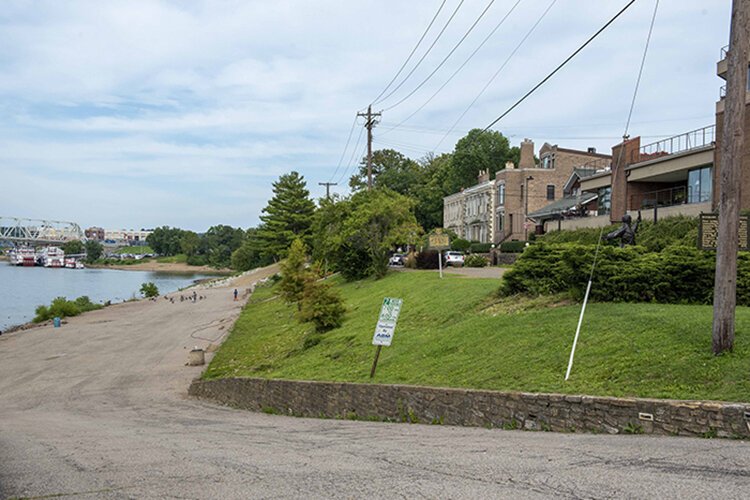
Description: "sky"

(0, 0), (732, 231)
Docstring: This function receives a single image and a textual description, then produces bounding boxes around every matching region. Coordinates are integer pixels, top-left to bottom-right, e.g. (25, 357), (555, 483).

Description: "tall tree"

(448, 128), (513, 193)
(255, 171), (316, 260)
(84, 240), (103, 263)
(204, 225), (245, 268)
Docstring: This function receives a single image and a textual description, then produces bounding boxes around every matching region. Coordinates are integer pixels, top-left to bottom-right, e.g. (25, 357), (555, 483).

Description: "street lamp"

(524, 175), (534, 241)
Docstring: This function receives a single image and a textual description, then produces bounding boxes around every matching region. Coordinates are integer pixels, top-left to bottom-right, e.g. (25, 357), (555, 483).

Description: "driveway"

(1, 265), (749, 498)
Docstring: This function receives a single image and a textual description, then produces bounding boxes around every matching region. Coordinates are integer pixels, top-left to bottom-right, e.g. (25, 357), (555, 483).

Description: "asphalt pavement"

(1, 266), (749, 499)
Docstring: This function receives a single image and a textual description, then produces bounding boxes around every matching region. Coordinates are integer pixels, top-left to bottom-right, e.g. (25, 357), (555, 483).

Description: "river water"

(0, 264), (213, 331)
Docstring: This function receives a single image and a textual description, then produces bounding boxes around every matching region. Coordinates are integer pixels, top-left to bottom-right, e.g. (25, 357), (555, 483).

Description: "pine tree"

(279, 238), (310, 308)
(255, 171), (316, 260)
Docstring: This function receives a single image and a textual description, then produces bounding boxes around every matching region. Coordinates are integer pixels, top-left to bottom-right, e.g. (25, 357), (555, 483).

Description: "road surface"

(1, 266), (749, 499)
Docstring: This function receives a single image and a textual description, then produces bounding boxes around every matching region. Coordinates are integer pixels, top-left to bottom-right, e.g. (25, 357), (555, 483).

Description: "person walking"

(233, 288), (238, 301)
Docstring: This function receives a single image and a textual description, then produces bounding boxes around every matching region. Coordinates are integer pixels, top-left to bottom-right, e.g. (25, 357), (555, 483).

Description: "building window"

(497, 212), (504, 232)
(546, 185), (555, 200)
(497, 184), (505, 206)
(688, 165), (712, 204)
(598, 186), (611, 215)
(541, 154), (555, 169)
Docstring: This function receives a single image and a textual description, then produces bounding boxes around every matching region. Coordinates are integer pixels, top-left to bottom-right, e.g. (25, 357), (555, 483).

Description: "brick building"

(443, 140), (610, 242)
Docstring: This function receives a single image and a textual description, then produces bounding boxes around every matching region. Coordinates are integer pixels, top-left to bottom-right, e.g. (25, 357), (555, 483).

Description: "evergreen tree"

(255, 171), (316, 260)
(279, 238), (311, 308)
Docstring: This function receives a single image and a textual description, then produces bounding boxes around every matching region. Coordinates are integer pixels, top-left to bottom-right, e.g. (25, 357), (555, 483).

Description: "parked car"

(389, 253), (405, 266)
(443, 251), (464, 267)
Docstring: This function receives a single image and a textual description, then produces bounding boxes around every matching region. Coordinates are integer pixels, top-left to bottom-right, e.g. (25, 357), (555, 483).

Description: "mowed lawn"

(204, 270), (750, 402)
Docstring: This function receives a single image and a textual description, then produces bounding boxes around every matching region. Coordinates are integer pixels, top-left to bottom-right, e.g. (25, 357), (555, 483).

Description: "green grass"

(155, 253), (187, 263)
(115, 245), (153, 254)
(204, 271), (750, 402)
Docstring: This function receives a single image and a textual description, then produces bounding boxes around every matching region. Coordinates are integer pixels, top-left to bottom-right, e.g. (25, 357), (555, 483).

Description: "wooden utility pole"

(713, 0), (749, 355)
(318, 182), (337, 200)
(357, 105), (381, 190)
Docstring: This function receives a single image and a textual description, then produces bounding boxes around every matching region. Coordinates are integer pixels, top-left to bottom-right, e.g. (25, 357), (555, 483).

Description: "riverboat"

(41, 247), (65, 268)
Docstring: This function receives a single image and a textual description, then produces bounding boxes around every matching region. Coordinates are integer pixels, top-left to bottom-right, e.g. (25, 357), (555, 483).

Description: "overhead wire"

(434, 0), (557, 150)
(369, 0), (448, 106)
(381, 0), (498, 112)
(483, 0), (637, 131)
(372, 0), (465, 106)
(335, 125), (366, 185)
(380, 0), (523, 135)
(328, 114), (359, 182)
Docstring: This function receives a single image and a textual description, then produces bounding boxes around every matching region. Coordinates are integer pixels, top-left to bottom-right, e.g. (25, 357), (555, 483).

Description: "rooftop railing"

(580, 157), (611, 172)
(721, 44), (729, 60)
(638, 124), (715, 160)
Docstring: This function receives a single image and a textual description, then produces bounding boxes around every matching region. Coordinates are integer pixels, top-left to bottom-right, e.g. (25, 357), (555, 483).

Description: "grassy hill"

(204, 271), (750, 402)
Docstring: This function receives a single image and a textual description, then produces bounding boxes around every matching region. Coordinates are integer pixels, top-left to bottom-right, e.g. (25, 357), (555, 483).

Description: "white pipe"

(565, 278), (592, 381)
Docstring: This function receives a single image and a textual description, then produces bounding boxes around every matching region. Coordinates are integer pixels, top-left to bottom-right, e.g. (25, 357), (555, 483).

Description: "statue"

(605, 211), (641, 247)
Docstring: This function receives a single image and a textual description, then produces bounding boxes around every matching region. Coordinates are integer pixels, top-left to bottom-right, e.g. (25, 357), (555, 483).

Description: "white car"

(389, 253), (405, 266)
(443, 251), (464, 267)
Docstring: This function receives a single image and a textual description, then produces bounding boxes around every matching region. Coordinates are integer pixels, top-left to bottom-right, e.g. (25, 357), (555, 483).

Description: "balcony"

(630, 186), (687, 210)
(718, 44), (728, 80)
(636, 125), (715, 163)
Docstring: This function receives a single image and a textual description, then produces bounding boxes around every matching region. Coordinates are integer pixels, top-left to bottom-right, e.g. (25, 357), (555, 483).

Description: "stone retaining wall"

(189, 377), (750, 438)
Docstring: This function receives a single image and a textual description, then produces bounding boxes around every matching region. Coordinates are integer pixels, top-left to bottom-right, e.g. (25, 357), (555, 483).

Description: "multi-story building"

(103, 228), (153, 244)
(536, 45), (749, 233)
(85, 226), (105, 240)
(442, 140), (610, 242)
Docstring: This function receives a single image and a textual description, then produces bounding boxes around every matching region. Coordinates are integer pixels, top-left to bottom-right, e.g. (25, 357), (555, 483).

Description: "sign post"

(698, 213), (749, 250)
(370, 297), (403, 378)
(428, 230), (450, 279)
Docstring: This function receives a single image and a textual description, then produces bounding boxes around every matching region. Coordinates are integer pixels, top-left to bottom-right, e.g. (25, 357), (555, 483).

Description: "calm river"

(0, 264), (213, 331)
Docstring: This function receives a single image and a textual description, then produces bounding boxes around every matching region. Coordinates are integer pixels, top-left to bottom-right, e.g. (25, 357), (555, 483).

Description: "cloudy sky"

(0, 0), (731, 231)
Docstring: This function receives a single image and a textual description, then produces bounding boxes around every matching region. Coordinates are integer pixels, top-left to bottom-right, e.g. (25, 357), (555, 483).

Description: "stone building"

(442, 140), (610, 243)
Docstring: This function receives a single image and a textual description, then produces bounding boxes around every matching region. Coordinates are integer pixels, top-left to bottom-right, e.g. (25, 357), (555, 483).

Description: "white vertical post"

(565, 279), (592, 381)
(438, 251), (443, 279)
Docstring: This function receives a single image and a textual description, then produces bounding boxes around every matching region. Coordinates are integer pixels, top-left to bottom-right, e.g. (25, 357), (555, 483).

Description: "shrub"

(416, 250), (440, 269)
(470, 243), (493, 253)
(499, 242), (738, 305)
(279, 239), (311, 308)
(500, 240), (527, 253)
(33, 296), (102, 322)
(464, 254), (488, 267)
(140, 282), (160, 298)
(298, 277), (346, 332)
(451, 238), (471, 252)
(186, 254), (207, 266)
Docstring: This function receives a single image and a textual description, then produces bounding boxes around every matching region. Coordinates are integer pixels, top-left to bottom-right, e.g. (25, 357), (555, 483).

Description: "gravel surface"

(1, 264), (749, 499)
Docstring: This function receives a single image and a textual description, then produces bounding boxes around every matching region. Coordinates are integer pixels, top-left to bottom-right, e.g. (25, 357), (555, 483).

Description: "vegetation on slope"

(205, 271), (750, 402)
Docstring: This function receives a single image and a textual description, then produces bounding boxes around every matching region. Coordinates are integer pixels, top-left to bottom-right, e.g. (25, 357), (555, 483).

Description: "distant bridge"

(0, 216), (85, 245)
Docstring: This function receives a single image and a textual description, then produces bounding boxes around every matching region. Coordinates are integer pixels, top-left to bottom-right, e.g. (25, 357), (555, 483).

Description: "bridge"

(0, 216), (85, 245)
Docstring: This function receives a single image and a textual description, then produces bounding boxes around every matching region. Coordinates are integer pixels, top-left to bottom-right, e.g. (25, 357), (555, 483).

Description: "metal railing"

(580, 157), (611, 172)
(638, 124), (715, 160)
(630, 186), (687, 210)
(720, 85), (727, 98)
(721, 44), (729, 60)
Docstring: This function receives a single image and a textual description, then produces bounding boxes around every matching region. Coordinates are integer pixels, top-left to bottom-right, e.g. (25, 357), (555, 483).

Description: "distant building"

(85, 226), (105, 240)
(103, 229), (153, 244)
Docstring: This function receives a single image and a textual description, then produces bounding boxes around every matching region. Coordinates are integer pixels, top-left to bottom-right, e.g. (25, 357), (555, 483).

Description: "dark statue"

(605, 211), (641, 247)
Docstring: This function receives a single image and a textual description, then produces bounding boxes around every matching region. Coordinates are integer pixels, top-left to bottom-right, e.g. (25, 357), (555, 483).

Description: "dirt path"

(89, 261), (232, 274)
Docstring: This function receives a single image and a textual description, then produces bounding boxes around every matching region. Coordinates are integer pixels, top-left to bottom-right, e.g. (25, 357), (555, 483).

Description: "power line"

(335, 126), (366, 185)
(382, 0), (498, 112)
(380, 0), (523, 134)
(328, 114), (358, 182)
(369, 0), (448, 106)
(623, 0), (659, 138)
(433, 0), (556, 150)
(372, 0), (465, 106)
(483, 0), (637, 131)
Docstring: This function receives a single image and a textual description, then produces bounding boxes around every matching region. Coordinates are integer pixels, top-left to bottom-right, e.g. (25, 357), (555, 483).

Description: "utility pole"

(357, 105), (381, 190)
(713, 0), (749, 355)
(318, 182), (337, 200)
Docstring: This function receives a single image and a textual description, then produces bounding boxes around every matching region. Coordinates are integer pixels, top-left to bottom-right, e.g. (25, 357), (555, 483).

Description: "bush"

(186, 254), (207, 266)
(499, 242), (738, 305)
(464, 254), (488, 267)
(298, 277), (346, 332)
(451, 238), (471, 252)
(469, 243), (493, 253)
(500, 240), (527, 253)
(279, 239), (311, 308)
(416, 250), (440, 269)
(140, 282), (160, 298)
(33, 296), (103, 323)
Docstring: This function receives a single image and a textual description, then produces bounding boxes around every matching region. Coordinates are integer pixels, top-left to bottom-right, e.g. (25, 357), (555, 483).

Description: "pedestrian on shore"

(233, 289), (238, 301)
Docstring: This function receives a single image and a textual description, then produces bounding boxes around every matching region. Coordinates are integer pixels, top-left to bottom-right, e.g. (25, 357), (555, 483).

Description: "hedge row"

(500, 243), (750, 305)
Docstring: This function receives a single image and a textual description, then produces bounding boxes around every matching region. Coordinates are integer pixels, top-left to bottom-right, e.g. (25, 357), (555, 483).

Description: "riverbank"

(89, 260), (232, 274)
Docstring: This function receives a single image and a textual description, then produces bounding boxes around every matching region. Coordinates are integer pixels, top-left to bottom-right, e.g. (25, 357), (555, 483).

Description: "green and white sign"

(372, 297), (403, 346)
